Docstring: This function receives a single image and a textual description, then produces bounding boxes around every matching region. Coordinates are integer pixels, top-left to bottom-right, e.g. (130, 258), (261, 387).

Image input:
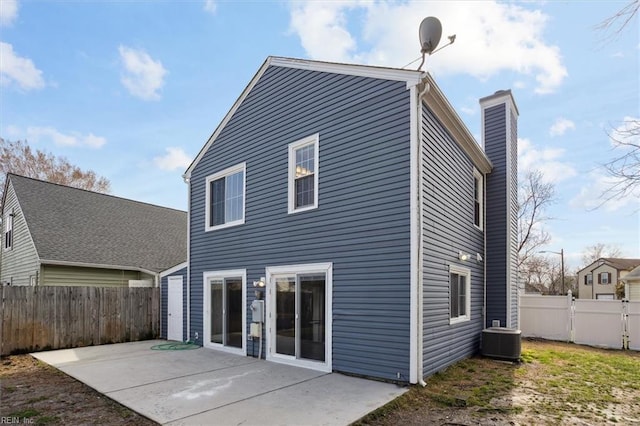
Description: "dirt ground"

(1, 341), (639, 426)
(0, 354), (157, 425)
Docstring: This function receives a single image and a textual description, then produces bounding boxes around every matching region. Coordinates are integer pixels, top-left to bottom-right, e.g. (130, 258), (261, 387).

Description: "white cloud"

(288, 1), (567, 94)
(26, 126), (106, 148)
(518, 137), (577, 183)
(0, 0), (18, 26)
(0, 42), (45, 90)
(570, 170), (640, 212)
(118, 45), (167, 101)
(154, 147), (192, 171)
(203, 0), (216, 14)
(549, 117), (575, 137)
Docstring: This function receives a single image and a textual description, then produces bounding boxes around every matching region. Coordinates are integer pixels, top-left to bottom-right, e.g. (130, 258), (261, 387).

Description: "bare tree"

(601, 118), (640, 203)
(517, 170), (555, 267)
(596, 1), (640, 204)
(0, 138), (111, 202)
(580, 243), (623, 267)
(595, 0), (639, 41)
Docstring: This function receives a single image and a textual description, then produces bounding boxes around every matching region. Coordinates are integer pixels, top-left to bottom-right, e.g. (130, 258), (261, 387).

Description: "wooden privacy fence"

(520, 292), (639, 351)
(0, 286), (160, 356)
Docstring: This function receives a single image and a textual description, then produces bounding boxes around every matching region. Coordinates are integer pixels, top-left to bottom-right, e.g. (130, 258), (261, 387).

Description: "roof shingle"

(8, 174), (187, 273)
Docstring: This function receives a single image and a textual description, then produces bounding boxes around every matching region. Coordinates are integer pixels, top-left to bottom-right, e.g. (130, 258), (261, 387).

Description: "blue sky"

(1, 0), (638, 270)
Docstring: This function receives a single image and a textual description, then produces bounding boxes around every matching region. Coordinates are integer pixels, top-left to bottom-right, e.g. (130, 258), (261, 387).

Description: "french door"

(266, 263), (332, 372)
(203, 270), (246, 355)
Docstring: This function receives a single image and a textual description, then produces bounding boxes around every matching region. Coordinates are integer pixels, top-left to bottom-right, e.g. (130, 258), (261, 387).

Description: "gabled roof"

(579, 257), (640, 274)
(622, 265), (640, 282)
(6, 174), (187, 274)
(184, 56), (491, 178)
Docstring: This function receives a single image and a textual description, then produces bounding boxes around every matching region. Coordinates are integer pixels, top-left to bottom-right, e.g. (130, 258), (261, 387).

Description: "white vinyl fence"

(520, 292), (639, 351)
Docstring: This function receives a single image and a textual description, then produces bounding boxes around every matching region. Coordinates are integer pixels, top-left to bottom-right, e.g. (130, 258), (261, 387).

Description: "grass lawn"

(355, 339), (640, 425)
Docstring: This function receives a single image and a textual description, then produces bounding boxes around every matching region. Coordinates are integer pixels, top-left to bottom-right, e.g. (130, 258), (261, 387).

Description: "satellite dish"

(419, 17), (442, 55)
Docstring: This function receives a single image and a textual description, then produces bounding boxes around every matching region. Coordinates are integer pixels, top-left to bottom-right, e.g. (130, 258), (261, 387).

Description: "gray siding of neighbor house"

(1, 183), (39, 286)
(484, 101), (518, 328)
(421, 103), (485, 377)
(189, 65), (413, 381)
(161, 266), (188, 340)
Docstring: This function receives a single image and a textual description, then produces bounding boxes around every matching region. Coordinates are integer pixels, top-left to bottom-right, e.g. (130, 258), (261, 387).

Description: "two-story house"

(577, 258), (640, 300)
(178, 56), (519, 384)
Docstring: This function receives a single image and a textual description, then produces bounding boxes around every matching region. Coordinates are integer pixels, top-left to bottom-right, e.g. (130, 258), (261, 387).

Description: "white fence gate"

(520, 293), (639, 351)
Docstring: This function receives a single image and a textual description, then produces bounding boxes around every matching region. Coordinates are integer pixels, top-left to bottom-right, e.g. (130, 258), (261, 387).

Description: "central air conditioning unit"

(481, 327), (522, 361)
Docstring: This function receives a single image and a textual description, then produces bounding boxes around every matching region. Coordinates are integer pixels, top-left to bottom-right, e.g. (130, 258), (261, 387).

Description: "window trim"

(205, 162), (246, 232)
(288, 134), (319, 214)
(473, 169), (484, 231)
(4, 210), (13, 251)
(449, 264), (471, 325)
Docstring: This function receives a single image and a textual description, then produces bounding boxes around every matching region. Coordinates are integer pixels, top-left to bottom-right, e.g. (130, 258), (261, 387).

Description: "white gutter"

(409, 82), (419, 385)
(409, 74), (430, 386)
(186, 178), (192, 342)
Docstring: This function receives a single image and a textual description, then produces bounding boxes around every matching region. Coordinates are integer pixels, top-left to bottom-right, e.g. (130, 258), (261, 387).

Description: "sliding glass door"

(268, 263), (332, 371)
(204, 271), (245, 354)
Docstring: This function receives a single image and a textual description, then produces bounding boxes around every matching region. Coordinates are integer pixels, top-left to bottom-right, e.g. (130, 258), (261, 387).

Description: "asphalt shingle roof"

(601, 258), (640, 271)
(8, 174), (187, 273)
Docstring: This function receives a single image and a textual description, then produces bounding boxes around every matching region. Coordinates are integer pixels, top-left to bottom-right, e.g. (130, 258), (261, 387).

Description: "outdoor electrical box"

(251, 300), (264, 323)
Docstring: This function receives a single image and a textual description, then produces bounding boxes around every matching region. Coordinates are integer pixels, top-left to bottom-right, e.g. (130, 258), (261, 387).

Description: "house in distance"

(1, 174), (187, 288)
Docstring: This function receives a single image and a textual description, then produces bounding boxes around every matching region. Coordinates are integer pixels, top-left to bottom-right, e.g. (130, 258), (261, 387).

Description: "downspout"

(417, 78), (430, 387)
(184, 176), (192, 342)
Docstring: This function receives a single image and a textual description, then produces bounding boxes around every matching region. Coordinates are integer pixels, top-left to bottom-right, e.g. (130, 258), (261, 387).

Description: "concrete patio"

(32, 340), (407, 425)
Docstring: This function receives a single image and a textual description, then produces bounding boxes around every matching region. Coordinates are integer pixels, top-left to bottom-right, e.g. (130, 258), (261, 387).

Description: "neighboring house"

(1, 174), (187, 288)
(577, 258), (640, 300)
(621, 265), (640, 301)
(182, 56), (519, 384)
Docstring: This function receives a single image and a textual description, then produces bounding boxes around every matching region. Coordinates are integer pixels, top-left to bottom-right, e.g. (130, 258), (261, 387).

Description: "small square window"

(450, 265), (471, 324)
(205, 163), (246, 231)
(288, 134), (319, 214)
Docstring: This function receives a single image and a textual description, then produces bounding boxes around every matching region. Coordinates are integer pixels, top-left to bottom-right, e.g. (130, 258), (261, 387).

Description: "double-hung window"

(599, 272), (611, 285)
(4, 210), (13, 250)
(473, 169), (483, 230)
(585, 273), (593, 285)
(450, 265), (471, 324)
(288, 134), (319, 214)
(206, 163), (246, 231)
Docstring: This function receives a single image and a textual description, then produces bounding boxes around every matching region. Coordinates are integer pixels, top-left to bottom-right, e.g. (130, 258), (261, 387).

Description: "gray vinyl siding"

(484, 103), (508, 327)
(189, 65), (412, 381)
(40, 265), (151, 287)
(0, 183), (39, 286)
(508, 109), (519, 328)
(421, 103), (485, 377)
(161, 266), (188, 340)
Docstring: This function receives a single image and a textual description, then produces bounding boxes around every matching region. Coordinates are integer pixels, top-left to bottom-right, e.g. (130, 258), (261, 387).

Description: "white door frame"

(265, 263), (332, 372)
(167, 276), (184, 342)
(203, 269), (247, 355)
